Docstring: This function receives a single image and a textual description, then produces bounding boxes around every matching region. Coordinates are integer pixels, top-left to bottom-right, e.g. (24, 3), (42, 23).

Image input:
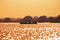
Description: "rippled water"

(0, 23), (60, 40)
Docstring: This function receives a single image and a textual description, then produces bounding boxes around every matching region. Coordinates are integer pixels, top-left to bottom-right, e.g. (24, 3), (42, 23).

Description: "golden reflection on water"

(0, 23), (60, 40)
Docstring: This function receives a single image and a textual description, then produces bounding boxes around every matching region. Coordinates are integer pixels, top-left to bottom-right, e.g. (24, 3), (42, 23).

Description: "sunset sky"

(0, 0), (60, 18)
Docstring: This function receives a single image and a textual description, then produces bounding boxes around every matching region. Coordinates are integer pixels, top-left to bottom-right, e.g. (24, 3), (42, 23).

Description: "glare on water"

(0, 23), (60, 40)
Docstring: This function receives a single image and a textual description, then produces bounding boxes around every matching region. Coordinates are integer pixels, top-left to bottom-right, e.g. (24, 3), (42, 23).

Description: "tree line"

(0, 15), (60, 24)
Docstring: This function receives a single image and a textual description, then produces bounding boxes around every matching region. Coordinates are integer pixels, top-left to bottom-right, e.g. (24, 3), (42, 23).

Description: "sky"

(0, 0), (60, 18)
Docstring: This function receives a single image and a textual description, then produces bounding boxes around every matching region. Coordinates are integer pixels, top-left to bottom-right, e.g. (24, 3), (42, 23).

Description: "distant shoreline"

(0, 22), (60, 24)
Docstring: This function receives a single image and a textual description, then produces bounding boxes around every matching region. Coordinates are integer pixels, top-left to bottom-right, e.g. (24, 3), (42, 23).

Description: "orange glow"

(0, 0), (60, 18)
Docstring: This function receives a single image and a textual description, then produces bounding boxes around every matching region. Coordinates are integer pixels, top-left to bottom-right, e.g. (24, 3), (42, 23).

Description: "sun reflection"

(0, 23), (60, 40)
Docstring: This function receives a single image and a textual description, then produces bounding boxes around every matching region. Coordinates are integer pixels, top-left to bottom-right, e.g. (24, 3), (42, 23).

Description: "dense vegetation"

(0, 15), (60, 24)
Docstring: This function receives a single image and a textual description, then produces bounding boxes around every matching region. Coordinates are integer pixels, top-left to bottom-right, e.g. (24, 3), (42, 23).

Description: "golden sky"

(0, 0), (60, 18)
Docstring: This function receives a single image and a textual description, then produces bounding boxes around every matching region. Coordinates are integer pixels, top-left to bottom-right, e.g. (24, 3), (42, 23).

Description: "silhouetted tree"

(56, 15), (60, 23)
(0, 19), (2, 22)
(16, 18), (21, 22)
(4, 18), (11, 22)
(20, 16), (37, 24)
(23, 16), (33, 24)
(19, 19), (25, 24)
(48, 17), (56, 23)
(34, 16), (39, 22)
(38, 16), (47, 22)
(24, 16), (32, 22)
